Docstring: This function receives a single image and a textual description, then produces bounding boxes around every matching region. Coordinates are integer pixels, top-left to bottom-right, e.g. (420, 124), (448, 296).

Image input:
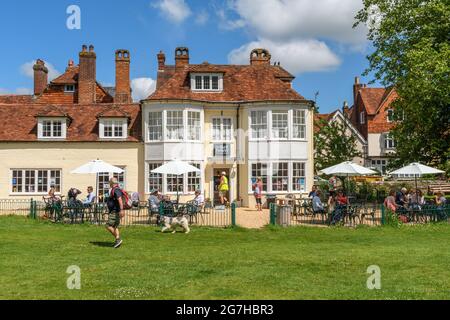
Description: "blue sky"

(0, 0), (380, 113)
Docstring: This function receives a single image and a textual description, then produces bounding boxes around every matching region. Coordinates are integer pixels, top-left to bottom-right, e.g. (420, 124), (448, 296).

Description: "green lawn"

(1, 216), (449, 300)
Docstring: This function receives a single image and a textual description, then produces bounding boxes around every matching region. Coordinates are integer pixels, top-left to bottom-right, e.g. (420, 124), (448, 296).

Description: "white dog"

(161, 215), (190, 234)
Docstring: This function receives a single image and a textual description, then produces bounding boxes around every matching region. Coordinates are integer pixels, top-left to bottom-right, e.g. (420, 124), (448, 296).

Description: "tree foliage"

(355, 0), (450, 172)
(314, 116), (362, 172)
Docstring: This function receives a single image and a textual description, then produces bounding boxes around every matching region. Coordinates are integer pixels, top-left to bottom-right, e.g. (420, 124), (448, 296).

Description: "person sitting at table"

(312, 190), (325, 214)
(435, 192), (447, 206)
(331, 190), (348, 225)
(410, 189), (425, 209)
(395, 188), (408, 212)
(148, 190), (161, 214)
(193, 190), (205, 208)
(384, 190), (398, 212)
(308, 185), (318, 198)
(83, 186), (96, 206)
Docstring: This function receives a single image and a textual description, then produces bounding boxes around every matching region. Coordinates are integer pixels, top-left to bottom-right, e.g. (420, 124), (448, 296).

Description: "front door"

(213, 168), (231, 206)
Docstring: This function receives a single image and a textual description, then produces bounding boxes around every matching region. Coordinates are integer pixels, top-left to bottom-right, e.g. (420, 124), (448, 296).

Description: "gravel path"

(235, 208), (270, 229)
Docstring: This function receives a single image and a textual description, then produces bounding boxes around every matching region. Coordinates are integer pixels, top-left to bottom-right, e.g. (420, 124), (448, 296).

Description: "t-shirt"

(107, 187), (123, 213)
(194, 194), (205, 206)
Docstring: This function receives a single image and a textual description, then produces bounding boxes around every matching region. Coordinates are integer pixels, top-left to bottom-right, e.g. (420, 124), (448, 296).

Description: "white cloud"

(195, 10), (209, 25)
(230, 0), (367, 45)
(152, 0), (192, 24)
(20, 60), (60, 81)
(228, 38), (341, 74)
(131, 78), (156, 102)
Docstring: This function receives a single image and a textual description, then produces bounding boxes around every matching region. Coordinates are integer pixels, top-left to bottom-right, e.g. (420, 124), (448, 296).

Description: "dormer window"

(191, 73), (223, 92)
(64, 85), (75, 93)
(99, 118), (128, 139)
(37, 118), (67, 139)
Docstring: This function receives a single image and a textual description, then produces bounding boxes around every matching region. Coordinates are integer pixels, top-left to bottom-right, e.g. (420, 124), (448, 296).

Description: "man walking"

(106, 178), (124, 248)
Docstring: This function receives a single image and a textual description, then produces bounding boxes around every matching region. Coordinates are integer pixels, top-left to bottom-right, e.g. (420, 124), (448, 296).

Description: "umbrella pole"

(96, 173), (99, 203)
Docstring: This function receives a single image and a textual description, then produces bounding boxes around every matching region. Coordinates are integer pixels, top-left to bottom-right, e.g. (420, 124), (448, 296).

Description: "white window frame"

(146, 161), (204, 195)
(292, 110), (306, 140)
(64, 84), (75, 93)
(271, 111), (289, 140)
(97, 167), (126, 200)
(148, 111), (163, 141)
(10, 169), (62, 195)
(145, 108), (203, 143)
(360, 111), (366, 124)
(247, 161), (307, 194)
(384, 133), (396, 150)
(187, 110), (201, 141)
(190, 73), (223, 92)
(211, 117), (233, 142)
(37, 117), (67, 140)
(99, 118), (128, 139)
(387, 109), (394, 123)
(250, 110), (269, 140)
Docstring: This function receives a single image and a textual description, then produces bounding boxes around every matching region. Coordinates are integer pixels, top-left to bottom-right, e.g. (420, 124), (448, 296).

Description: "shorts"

(255, 198), (262, 205)
(219, 191), (228, 197)
(107, 211), (121, 228)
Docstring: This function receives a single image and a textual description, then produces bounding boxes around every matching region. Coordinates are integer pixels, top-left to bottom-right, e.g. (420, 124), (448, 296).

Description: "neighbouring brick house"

(348, 77), (399, 174)
(142, 47), (315, 207)
(0, 46), (143, 200)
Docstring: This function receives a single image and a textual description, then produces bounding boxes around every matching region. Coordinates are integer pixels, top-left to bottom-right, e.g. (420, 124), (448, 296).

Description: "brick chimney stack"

(353, 76), (363, 105)
(175, 47), (189, 69)
(33, 59), (48, 96)
(157, 51), (166, 71)
(114, 49), (131, 103)
(78, 45), (97, 104)
(250, 48), (271, 66)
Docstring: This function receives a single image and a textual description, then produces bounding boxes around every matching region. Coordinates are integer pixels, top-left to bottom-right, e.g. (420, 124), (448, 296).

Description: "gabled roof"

(149, 64), (305, 103)
(35, 105), (71, 119)
(51, 66), (79, 85)
(358, 88), (388, 115)
(96, 106), (131, 119)
(0, 103), (141, 142)
(315, 110), (367, 144)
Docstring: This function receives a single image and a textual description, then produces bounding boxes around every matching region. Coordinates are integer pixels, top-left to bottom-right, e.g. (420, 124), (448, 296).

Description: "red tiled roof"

(0, 103), (141, 142)
(359, 88), (387, 115)
(149, 64), (305, 102)
(96, 106), (131, 119)
(0, 95), (33, 104)
(35, 105), (71, 118)
(51, 66), (79, 84)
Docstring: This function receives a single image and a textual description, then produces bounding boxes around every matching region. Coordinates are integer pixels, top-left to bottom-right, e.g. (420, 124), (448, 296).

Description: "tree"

(354, 0), (450, 172)
(314, 116), (362, 172)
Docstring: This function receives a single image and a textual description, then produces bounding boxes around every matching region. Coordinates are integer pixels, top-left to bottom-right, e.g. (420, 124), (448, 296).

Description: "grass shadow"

(90, 241), (113, 248)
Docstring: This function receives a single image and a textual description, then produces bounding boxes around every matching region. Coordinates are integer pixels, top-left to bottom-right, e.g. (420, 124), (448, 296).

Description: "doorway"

(213, 168), (231, 206)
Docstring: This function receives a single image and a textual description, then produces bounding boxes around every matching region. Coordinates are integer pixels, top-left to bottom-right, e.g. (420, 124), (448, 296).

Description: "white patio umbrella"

(151, 160), (201, 203)
(71, 159), (124, 200)
(389, 162), (445, 194)
(319, 161), (378, 192)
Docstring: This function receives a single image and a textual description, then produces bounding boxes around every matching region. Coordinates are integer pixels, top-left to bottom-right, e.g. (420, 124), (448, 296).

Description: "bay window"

(250, 111), (268, 139)
(292, 163), (306, 192)
(251, 163), (268, 192)
(249, 162), (307, 193)
(148, 112), (163, 141)
(166, 111), (184, 140)
(272, 111), (289, 139)
(187, 111), (201, 141)
(272, 162), (289, 192)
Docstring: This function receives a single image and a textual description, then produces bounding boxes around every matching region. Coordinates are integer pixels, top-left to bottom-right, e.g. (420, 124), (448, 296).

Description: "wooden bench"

(428, 183), (450, 195)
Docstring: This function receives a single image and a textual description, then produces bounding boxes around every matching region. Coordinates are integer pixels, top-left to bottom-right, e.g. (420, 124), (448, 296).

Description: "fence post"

(29, 199), (33, 218)
(231, 202), (236, 227)
(270, 203), (276, 226)
(381, 204), (385, 225)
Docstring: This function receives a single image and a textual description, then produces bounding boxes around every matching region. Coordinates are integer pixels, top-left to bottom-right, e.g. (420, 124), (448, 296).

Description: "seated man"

(83, 186), (96, 206)
(331, 190), (348, 225)
(148, 190), (161, 214)
(312, 190), (324, 213)
(193, 190), (205, 209)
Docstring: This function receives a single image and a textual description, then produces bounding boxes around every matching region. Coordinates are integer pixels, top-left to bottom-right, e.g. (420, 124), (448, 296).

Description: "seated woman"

(148, 190), (161, 214)
(331, 190), (348, 225)
(410, 189), (425, 210)
(384, 190), (398, 212)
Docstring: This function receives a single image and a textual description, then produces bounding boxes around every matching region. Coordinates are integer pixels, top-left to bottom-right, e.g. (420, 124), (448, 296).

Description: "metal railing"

(0, 199), (33, 217)
(26, 199), (235, 228)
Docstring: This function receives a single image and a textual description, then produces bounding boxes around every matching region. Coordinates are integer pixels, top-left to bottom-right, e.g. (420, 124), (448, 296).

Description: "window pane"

(212, 118), (221, 141)
(50, 170), (61, 193)
(37, 170), (48, 193)
(114, 121), (124, 137)
(43, 121), (52, 137)
(12, 170), (23, 193)
(195, 76), (202, 90)
(188, 111), (201, 141)
(292, 163), (306, 192)
(166, 111), (184, 140)
(148, 163), (163, 192)
(103, 120), (113, 137)
(272, 163), (288, 192)
(52, 121), (62, 137)
(222, 118), (232, 141)
(293, 110), (306, 139)
(187, 163), (201, 192)
(251, 111), (267, 139)
(148, 112), (163, 141)
(212, 76), (219, 90)
(272, 111), (289, 139)
(25, 170), (36, 193)
(251, 163), (268, 192)
(203, 76), (210, 90)
(167, 174), (184, 193)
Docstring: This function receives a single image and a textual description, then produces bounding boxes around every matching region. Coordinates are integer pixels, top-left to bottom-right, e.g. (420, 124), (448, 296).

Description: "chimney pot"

(250, 48), (271, 66)
(115, 49), (131, 103)
(175, 47), (189, 69)
(33, 59), (48, 96)
(78, 45), (97, 104)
